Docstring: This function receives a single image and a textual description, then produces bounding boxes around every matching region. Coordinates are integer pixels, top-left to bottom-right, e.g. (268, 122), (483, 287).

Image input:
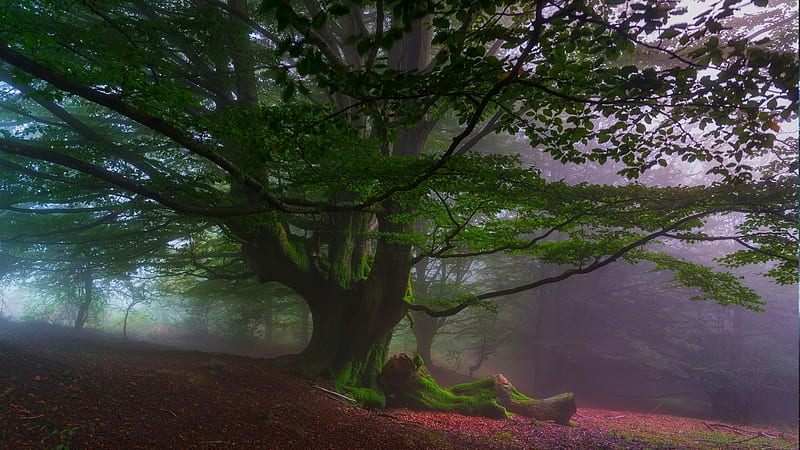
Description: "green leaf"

(659, 29), (681, 40)
(275, 7), (292, 30)
(328, 4), (351, 16)
(432, 17), (449, 29)
(311, 12), (327, 30)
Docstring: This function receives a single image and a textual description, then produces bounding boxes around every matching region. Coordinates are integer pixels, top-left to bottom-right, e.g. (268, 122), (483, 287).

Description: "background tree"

(0, 0), (795, 403)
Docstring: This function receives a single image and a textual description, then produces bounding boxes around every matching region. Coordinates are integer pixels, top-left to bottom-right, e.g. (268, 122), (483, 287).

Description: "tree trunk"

(302, 221), (410, 389)
(297, 300), (310, 346)
(122, 302), (135, 340)
(262, 298), (273, 342)
(412, 312), (440, 367)
(74, 270), (93, 330)
(240, 211), (411, 394)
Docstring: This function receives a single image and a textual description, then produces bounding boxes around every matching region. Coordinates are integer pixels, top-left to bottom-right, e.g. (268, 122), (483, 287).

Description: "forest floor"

(1, 319), (797, 449)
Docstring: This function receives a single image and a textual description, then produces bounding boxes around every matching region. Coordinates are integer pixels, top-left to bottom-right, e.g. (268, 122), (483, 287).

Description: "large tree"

(0, 0), (795, 397)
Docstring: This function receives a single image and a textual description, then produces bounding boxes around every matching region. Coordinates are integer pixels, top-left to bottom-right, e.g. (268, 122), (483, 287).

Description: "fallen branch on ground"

(313, 385), (357, 404)
(704, 422), (779, 440)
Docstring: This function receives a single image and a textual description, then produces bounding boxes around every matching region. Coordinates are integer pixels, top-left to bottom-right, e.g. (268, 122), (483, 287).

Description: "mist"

(0, 0), (797, 447)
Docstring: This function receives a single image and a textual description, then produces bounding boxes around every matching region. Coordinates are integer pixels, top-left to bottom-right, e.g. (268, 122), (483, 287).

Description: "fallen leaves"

(1, 319), (797, 450)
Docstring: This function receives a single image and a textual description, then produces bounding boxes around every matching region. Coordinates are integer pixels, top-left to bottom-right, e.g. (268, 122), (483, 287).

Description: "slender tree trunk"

(263, 298), (273, 342)
(74, 270), (93, 330)
(122, 300), (140, 340)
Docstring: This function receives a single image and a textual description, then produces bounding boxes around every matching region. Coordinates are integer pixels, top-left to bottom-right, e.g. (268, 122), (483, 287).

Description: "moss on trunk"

(380, 354), (577, 423)
(380, 354), (507, 418)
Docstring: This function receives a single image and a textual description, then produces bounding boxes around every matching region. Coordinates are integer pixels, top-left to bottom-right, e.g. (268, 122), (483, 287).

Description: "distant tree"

(504, 259), (797, 423)
(113, 279), (154, 340)
(0, 0), (795, 402)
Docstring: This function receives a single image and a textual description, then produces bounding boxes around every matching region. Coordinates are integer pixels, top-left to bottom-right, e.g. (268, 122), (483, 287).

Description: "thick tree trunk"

(301, 226), (410, 388)
(412, 312), (439, 367)
(240, 211), (411, 395)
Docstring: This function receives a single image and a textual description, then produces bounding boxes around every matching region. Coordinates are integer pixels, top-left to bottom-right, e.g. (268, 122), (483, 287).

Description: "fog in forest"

(2, 143), (796, 427)
(0, 0), (796, 441)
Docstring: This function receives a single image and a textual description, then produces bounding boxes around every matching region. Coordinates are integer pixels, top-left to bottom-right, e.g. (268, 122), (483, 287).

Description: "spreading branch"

(407, 208), (727, 317)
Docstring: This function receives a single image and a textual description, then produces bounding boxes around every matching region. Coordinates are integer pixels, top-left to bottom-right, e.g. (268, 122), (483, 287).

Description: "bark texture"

(492, 374), (577, 425)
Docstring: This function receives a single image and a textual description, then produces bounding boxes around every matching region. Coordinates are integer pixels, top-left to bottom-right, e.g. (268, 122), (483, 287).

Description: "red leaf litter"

(384, 407), (799, 449)
(1, 320), (796, 450)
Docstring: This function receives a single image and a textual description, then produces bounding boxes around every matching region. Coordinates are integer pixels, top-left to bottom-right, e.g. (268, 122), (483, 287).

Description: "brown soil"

(1, 319), (796, 449)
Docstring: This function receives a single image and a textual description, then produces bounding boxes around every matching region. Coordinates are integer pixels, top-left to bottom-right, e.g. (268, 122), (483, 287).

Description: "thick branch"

(407, 208), (726, 317)
(0, 138), (275, 217)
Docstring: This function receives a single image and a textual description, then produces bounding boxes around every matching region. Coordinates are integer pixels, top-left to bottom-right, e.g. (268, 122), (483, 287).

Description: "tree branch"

(0, 40), (320, 212)
(0, 138), (275, 217)
(664, 233), (796, 263)
(407, 208), (727, 317)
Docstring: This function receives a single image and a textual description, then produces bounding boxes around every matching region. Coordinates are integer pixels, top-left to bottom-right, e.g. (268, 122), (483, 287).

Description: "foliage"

(0, 0), (795, 382)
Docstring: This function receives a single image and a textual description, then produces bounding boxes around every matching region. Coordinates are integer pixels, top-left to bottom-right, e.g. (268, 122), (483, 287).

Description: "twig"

(19, 414), (45, 420)
(313, 385), (357, 404)
(646, 400), (665, 414)
(604, 415), (626, 419)
(704, 422), (780, 440)
(158, 408), (178, 418)
(704, 422), (749, 436)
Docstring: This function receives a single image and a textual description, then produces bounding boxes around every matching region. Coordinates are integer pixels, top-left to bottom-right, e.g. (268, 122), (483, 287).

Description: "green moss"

(347, 387), (386, 409)
(448, 377), (495, 395)
(333, 362), (354, 390)
(331, 337), (391, 409)
(508, 388), (534, 403)
(407, 374), (507, 419)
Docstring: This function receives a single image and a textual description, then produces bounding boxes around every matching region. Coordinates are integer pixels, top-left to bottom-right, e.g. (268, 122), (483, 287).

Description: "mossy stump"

(379, 354), (577, 424)
(492, 374), (576, 424)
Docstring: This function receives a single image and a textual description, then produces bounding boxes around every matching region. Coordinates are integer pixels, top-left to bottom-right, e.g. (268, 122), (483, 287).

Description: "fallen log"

(492, 374), (576, 425)
(379, 353), (576, 424)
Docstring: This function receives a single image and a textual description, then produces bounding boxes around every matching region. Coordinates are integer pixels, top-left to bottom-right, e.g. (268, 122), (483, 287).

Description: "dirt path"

(1, 320), (796, 449)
